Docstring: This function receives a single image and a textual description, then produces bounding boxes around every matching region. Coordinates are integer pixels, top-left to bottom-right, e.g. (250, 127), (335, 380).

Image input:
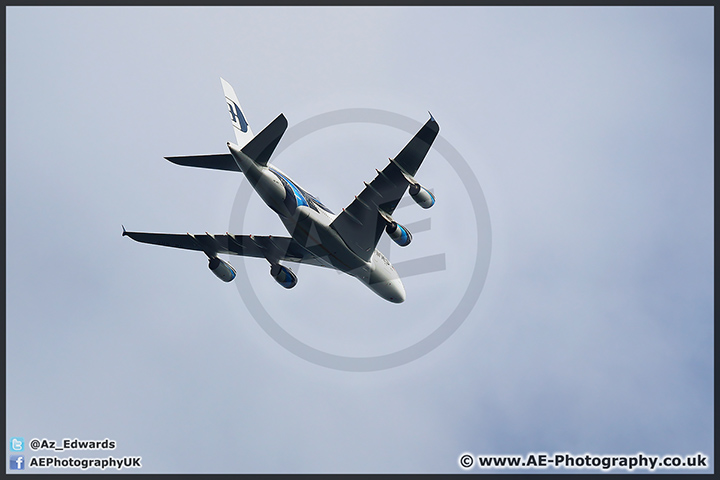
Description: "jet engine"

(208, 257), (236, 282)
(409, 183), (435, 209)
(270, 263), (298, 289)
(385, 221), (412, 247)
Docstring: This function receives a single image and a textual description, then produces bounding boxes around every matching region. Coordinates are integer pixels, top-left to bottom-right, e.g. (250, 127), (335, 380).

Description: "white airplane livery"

(124, 79), (439, 303)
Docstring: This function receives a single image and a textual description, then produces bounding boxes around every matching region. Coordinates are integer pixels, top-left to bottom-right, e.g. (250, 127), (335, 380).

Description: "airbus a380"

(124, 79), (439, 303)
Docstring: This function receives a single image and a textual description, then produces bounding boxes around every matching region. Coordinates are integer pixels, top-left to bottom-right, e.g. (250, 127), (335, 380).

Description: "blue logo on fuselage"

(227, 100), (249, 132)
(270, 168), (308, 210)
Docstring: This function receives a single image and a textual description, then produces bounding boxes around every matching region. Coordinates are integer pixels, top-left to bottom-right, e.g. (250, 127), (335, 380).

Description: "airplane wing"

(329, 115), (439, 261)
(122, 230), (330, 267)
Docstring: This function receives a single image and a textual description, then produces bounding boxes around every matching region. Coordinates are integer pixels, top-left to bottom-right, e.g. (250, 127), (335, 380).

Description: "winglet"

(122, 225), (127, 236)
(428, 111), (435, 122)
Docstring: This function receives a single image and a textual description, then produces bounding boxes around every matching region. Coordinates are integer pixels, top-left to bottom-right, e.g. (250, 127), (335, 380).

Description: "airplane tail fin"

(221, 77), (254, 148)
(166, 82), (287, 172)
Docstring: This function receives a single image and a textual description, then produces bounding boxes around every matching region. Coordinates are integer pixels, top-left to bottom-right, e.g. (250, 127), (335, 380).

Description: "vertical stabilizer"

(221, 78), (254, 148)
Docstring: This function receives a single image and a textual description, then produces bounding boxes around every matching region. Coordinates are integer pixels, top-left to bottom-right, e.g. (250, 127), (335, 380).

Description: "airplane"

(123, 78), (439, 303)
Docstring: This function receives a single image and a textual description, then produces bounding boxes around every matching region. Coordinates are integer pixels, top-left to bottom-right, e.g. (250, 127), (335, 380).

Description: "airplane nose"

(367, 267), (406, 303)
(387, 279), (406, 303)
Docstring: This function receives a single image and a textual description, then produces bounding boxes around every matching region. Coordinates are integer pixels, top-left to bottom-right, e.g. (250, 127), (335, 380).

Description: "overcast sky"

(6, 6), (713, 474)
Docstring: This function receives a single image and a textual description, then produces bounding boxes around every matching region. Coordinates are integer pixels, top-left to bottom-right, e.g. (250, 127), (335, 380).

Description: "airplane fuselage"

(227, 143), (406, 303)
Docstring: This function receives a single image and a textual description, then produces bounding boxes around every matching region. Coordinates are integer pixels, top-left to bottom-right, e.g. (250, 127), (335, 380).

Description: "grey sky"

(6, 7), (713, 473)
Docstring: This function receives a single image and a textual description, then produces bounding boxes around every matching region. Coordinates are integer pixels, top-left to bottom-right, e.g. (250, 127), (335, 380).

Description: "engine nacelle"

(270, 263), (298, 289)
(409, 183), (435, 209)
(208, 257), (236, 282)
(385, 221), (412, 247)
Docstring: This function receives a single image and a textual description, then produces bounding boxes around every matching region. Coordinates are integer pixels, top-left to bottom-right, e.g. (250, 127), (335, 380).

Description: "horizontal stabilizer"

(165, 154), (239, 172)
(164, 114), (287, 171)
(240, 113), (288, 167)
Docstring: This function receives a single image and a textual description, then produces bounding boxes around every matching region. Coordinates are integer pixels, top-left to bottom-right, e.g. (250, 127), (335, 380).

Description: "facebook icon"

(10, 455), (24, 470)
